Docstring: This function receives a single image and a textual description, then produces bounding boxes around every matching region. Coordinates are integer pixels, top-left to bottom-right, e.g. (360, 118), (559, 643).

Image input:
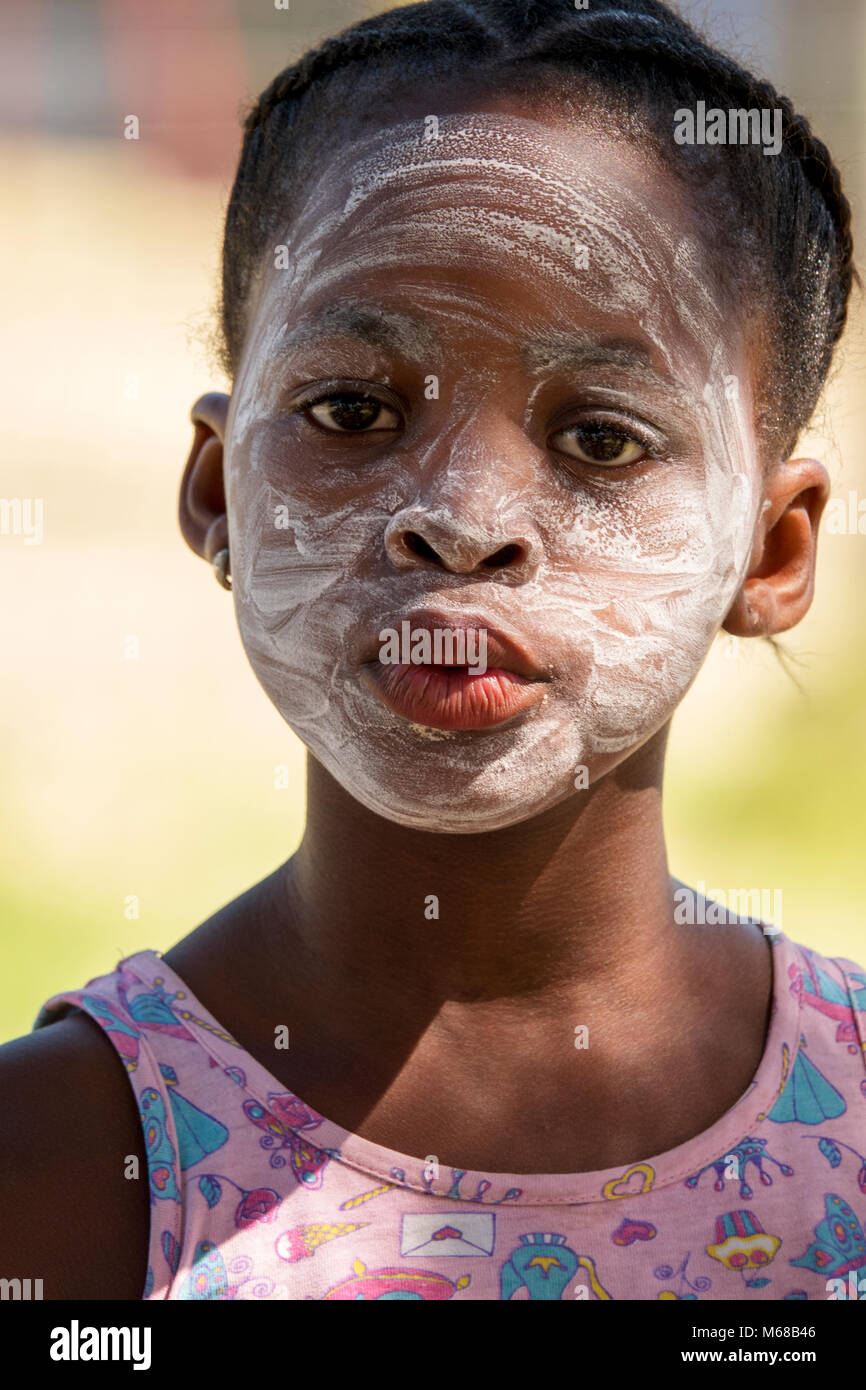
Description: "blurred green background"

(1, 0), (864, 1042)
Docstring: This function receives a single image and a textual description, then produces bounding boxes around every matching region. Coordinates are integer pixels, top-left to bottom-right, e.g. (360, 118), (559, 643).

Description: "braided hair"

(219, 0), (856, 462)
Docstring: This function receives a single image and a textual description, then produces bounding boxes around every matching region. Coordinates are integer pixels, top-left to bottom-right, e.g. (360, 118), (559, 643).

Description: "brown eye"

(552, 423), (646, 466)
(308, 394), (401, 432)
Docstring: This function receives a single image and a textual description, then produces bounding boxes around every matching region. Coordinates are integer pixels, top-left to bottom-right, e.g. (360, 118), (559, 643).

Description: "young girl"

(3, 0), (864, 1303)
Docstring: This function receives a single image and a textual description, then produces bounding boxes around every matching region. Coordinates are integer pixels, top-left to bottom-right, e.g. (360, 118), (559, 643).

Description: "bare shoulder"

(0, 880), (286, 1304)
(0, 1010), (150, 1299)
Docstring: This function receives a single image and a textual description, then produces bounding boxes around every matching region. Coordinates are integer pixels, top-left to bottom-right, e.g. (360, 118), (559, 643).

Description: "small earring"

(213, 547), (232, 590)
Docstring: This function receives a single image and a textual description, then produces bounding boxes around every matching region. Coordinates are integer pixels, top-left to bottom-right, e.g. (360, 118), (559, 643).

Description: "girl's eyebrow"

(273, 302), (439, 360)
(521, 335), (679, 391)
(272, 305), (683, 396)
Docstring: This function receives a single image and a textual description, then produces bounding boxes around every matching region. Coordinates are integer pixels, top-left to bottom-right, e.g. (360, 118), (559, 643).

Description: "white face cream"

(224, 110), (761, 833)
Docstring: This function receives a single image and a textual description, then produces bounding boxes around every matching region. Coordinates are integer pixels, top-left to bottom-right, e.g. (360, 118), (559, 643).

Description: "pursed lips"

(357, 610), (551, 731)
(360, 610), (550, 680)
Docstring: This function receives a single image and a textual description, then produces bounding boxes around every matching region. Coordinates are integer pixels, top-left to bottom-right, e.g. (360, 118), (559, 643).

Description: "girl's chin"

(273, 678), (677, 831)
(306, 740), (598, 835)
(335, 785), (573, 835)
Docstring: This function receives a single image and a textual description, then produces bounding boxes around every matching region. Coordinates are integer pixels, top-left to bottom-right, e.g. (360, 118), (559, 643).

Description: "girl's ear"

(178, 392), (231, 563)
(722, 457), (831, 637)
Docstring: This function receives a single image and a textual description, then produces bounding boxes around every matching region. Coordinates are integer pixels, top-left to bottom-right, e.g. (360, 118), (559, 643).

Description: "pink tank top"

(34, 932), (866, 1301)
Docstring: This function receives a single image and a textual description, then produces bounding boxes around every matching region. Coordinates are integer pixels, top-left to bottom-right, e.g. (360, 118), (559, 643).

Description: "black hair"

(219, 0), (856, 462)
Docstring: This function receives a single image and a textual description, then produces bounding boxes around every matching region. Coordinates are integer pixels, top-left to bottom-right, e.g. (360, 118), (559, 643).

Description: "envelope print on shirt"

(401, 1212), (496, 1258)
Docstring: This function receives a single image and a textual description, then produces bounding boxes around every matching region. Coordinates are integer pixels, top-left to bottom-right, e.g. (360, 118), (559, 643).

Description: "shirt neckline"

(119, 930), (801, 1206)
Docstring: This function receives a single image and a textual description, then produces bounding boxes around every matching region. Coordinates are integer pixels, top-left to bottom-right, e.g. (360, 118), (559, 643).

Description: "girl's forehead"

(303, 108), (681, 223)
(259, 110), (734, 384)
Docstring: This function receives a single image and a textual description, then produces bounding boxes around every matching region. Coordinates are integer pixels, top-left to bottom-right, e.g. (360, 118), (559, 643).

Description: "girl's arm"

(0, 1012), (150, 1299)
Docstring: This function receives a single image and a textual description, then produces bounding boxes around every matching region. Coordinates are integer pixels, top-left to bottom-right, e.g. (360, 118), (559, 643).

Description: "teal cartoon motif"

(684, 1138), (793, 1198)
(118, 971), (196, 1038)
(140, 1087), (181, 1203)
(160, 1064), (229, 1168)
(140, 1070), (228, 1202)
(788, 951), (866, 1051)
(813, 1134), (866, 1195)
(80, 994), (142, 1072)
(119, 967), (240, 1050)
(177, 1241), (236, 1300)
(790, 1194), (866, 1278)
(768, 1040), (846, 1125)
(80, 973), (241, 1076)
(500, 1233), (613, 1300)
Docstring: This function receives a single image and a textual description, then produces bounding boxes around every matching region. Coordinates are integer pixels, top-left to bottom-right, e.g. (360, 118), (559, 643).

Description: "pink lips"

(360, 613), (549, 731)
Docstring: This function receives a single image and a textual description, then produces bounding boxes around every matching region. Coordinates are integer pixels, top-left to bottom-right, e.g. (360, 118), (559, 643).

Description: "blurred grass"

(1, 136), (864, 1044)
(665, 639), (866, 965)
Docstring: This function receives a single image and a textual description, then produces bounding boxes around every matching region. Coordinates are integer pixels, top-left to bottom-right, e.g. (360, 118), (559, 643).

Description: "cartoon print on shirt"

(401, 1212), (496, 1258)
(140, 1087), (181, 1204)
(177, 1241), (288, 1300)
(705, 1210), (782, 1290)
(321, 1259), (471, 1299)
(177, 1243), (235, 1300)
(161, 1230), (181, 1276)
(612, 1217), (657, 1245)
(812, 1134), (866, 1194)
(80, 969), (242, 1076)
(160, 1064), (229, 1168)
(601, 1163), (655, 1200)
(684, 1137), (794, 1199)
(242, 1093), (339, 1186)
(339, 1182), (398, 1211)
(768, 1036), (846, 1124)
(421, 1167), (522, 1203)
(500, 1233), (614, 1300)
(132, 969), (242, 1050)
(140, 1071), (229, 1205)
(77, 993), (143, 1072)
(654, 1251), (712, 1300)
(788, 950), (866, 1054)
(276, 1222), (369, 1263)
(790, 1194), (866, 1279)
(195, 1172), (282, 1228)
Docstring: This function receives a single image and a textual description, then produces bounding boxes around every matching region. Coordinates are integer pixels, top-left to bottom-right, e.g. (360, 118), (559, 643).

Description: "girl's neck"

(283, 730), (678, 1007)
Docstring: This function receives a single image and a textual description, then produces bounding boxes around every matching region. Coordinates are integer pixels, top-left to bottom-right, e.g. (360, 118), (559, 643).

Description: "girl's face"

(225, 109), (761, 833)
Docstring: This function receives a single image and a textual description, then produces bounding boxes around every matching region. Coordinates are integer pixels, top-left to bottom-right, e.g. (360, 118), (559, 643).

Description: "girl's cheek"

(230, 481), (386, 620)
(227, 446), (396, 729)
(533, 445), (754, 753)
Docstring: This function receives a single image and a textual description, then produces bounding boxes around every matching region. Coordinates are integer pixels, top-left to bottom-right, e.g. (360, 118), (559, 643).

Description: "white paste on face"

(224, 111), (761, 833)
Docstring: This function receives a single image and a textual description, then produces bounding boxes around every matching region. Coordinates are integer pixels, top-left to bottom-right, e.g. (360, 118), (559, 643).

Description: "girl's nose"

(383, 410), (545, 578)
(383, 504), (543, 579)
